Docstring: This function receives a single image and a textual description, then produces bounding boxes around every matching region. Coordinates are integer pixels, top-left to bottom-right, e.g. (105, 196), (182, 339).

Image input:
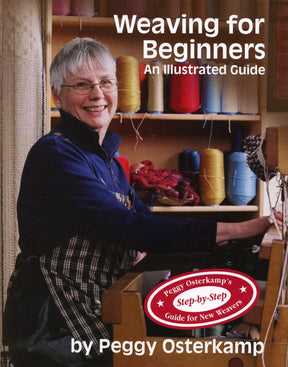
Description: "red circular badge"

(144, 269), (259, 329)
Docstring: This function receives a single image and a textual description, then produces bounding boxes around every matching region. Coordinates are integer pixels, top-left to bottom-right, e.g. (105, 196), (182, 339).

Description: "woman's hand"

(216, 211), (282, 245)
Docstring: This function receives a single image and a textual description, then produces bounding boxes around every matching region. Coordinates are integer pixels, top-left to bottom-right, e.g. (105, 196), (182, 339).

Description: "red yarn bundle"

(130, 160), (200, 205)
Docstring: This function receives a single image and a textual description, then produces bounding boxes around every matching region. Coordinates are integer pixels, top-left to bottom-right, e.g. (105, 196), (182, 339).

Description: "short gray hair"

(50, 38), (116, 94)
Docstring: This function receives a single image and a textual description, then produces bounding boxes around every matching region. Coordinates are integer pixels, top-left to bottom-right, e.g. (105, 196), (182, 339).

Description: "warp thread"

(199, 148), (225, 205)
(117, 55), (141, 113)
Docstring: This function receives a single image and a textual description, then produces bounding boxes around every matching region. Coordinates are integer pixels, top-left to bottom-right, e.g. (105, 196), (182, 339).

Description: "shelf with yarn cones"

(51, 110), (260, 122)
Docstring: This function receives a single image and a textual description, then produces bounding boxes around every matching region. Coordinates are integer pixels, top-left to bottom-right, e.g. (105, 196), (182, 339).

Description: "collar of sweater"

(53, 109), (121, 160)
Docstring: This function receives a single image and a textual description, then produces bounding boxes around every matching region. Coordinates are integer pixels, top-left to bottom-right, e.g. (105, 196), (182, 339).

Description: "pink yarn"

(73, 0), (95, 17)
(52, 0), (71, 16)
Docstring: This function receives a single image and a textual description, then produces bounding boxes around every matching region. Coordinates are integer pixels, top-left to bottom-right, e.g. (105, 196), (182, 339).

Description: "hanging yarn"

(72, 0), (94, 16)
(169, 62), (200, 113)
(199, 148), (225, 205)
(226, 152), (257, 205)
(52, 0), (71, 15)
(201, 65), (223, 113)
(110, 0), (147, 16)
(221, 70), (239, 114)
(117, 55), (141, 113)
(239, 67), (259, 114)
(147, 61), (164, 113)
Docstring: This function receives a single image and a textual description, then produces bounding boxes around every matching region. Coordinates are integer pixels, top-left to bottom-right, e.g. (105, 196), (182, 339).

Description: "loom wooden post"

(256, 239), (285, 367)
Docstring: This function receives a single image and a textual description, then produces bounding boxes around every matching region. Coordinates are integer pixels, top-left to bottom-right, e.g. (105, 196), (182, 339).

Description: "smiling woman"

(51, 38), (118, 144)
(3, 37), (276, 367)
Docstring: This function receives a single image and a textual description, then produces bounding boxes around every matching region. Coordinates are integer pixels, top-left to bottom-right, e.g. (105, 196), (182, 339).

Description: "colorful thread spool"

(169, 63), (200, 113)
(179, 150), (200, 172)
(117, 55), (141, 113)
(52, 0), (71, 15)
(199, 148), (225, 205)
(147, 61), (164, 113)
(72, 0), (94, 16)
(201, 67), (223, 113)
(226, 152), (257, 205)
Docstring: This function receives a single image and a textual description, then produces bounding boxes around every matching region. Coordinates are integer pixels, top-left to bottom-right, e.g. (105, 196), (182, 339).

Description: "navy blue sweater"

(17, 110), (217, 256)
(4, 110), (217, 345)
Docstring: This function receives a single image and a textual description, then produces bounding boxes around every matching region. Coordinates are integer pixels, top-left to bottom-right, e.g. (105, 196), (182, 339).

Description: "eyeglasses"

(61, 79), (118, 95)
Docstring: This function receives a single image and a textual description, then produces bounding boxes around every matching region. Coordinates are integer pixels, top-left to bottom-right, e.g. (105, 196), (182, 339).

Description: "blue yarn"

(179, 150), (200, 172)
(226, 152), (257, 205)
(190, 150), (200, 172)
(201, 73), (222, 113)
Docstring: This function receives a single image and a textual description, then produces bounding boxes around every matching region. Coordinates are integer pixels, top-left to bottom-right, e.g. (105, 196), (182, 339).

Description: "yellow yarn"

(199, 148), (225, 205)
(117, 55), (141, 113)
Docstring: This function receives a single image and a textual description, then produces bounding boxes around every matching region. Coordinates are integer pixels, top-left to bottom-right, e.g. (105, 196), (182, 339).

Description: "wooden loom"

(102, 126), (288, 367)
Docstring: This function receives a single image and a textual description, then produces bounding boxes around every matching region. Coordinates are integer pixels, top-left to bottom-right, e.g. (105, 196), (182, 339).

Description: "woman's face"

(53, 62), (117, 144)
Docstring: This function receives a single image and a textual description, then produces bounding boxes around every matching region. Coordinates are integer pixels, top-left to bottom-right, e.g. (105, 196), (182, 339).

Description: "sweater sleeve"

(17, 136), (217, 254)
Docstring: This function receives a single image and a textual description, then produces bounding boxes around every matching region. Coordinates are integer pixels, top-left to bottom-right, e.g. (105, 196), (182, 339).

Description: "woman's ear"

(51, 87), (62, 110)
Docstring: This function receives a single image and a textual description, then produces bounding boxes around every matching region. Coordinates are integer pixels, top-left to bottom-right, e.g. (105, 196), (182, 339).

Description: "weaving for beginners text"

(114, 14), (265, 62)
